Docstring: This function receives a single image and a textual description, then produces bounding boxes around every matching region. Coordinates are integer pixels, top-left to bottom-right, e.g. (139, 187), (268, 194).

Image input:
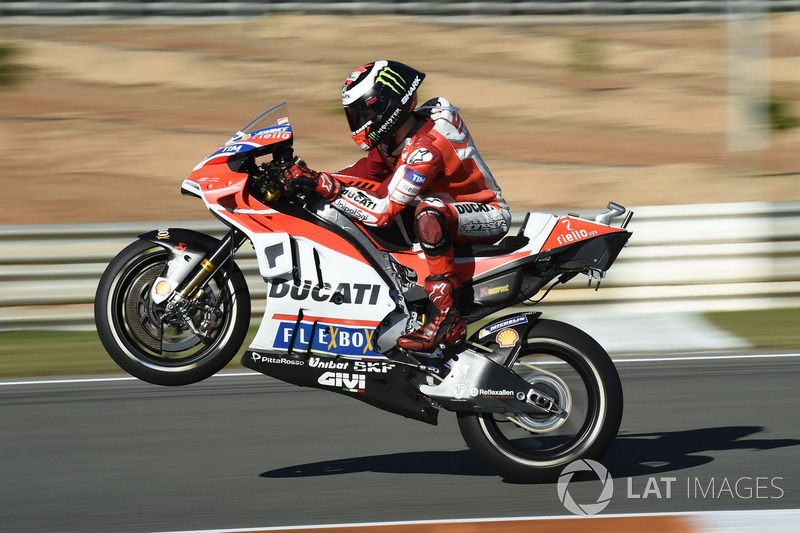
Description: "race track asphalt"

(1, 353), (798, 533)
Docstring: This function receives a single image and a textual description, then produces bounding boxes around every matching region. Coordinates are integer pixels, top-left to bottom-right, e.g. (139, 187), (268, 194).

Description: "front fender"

(139, 228), (221, 304)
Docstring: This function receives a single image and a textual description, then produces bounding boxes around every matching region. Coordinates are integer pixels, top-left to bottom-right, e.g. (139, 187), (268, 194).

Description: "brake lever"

(252, 160), (288, 202)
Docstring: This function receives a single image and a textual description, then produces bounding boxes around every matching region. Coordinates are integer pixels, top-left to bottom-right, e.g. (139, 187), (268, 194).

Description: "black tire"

(94, 239), (250, 386)
(457, 319), (623, 483)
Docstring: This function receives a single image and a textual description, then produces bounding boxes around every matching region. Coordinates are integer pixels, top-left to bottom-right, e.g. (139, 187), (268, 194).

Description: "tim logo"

(403, 167), (426, 185)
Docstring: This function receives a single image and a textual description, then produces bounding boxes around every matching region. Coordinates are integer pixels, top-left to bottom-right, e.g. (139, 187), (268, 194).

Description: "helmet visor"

(345, 98), (378, 135)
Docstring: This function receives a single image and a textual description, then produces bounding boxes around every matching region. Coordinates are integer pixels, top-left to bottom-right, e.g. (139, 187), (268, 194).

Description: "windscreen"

(194, 102), (293, 170)
(231, 101), (291, 140)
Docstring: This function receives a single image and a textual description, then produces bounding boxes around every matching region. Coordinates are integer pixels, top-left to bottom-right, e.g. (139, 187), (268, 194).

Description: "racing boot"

(397, 274), (467, 352)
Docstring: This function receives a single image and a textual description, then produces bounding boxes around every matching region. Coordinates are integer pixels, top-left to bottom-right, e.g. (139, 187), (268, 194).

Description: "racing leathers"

(288, 98), (511, 351)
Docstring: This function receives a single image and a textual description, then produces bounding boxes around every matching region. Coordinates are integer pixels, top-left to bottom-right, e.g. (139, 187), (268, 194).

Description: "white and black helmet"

(342, 60), (426, 151)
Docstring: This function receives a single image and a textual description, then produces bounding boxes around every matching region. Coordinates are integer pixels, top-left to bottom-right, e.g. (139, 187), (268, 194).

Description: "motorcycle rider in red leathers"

(283, 60), (510, 353)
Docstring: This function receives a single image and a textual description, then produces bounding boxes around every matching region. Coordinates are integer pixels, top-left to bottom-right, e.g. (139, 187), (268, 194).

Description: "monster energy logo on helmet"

(369, 108), (402, 141)
(375, 67), (407, 95)
(343, 60), (426, 150)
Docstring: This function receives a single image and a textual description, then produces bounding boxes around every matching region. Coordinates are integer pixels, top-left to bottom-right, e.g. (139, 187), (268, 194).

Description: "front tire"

(95, 239), (250, 386)
(457, 319), (623, 483)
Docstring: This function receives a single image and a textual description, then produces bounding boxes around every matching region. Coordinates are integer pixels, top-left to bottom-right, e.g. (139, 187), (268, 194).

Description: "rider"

(283, 60), (510, 352)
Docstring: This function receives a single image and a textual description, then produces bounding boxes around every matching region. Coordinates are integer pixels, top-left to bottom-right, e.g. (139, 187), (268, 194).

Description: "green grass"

(0, 42), (28, 86)
(1, 309), (798, 379)
(0, 331), (121, 377)
(766, 93), (800, 131)
(705, 307), (800, 351)
(0, 329), (252, 379)
(567, 35), (607, 73)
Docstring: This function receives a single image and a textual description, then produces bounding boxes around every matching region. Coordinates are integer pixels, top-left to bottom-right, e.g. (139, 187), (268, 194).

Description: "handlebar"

(249, 155), (316, 204)
(249, 158), (290, 202)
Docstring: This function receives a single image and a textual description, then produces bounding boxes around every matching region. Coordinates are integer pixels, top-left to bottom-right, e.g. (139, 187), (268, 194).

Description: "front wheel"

(457, 319), (623, 483)
(95, 239), (250, 386)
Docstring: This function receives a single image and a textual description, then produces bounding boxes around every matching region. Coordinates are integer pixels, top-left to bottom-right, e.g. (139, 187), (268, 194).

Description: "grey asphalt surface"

(1, 353), (799, 533)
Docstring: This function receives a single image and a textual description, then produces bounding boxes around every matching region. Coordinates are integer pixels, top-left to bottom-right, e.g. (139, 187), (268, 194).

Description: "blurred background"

(2, 8), (799, 533)
(0, 0), (799, 372)
(1, 0), (799, 222)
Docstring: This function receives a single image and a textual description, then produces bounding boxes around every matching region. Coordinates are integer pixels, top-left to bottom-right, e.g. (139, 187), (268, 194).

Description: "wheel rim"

(108, 247), (237, 370)
(511, 367), (572, 432)
(476, 338), (606, 468)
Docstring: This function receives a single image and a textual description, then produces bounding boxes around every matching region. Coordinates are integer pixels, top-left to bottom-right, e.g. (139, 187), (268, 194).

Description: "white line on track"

(613, 352), (800, 363)
(0, 371), (260, 387)
(1, 353), (798, 387)
(148, 508), (800, 533)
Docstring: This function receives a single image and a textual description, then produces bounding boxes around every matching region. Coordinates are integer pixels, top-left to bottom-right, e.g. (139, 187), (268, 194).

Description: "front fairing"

(192, 101), (294, 172)
(183, 102), (295, 213)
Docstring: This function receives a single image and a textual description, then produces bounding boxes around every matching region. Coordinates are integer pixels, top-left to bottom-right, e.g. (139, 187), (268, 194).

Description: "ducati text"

(269, 280), (381, 305)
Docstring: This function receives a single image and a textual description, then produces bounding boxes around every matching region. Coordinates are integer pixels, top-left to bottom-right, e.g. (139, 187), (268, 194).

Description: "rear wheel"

(95, 239), (250, 386)
(457, 319), (623, 483)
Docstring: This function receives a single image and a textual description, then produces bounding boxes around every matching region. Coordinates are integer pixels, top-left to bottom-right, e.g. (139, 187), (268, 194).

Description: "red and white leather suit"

(331, 97), (511, 276)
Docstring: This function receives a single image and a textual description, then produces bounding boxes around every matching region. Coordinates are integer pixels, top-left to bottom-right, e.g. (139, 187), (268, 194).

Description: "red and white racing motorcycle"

(95, 102), (632, 483)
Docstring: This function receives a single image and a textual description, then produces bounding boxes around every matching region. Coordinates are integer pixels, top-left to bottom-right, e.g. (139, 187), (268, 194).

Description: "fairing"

(178, 102), (632, 372)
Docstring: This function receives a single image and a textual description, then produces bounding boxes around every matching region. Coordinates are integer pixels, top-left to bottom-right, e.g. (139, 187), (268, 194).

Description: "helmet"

(342, 60), (426, 151)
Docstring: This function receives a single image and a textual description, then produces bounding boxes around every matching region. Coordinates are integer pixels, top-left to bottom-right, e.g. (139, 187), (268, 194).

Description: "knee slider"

(415, 206), (451, 257)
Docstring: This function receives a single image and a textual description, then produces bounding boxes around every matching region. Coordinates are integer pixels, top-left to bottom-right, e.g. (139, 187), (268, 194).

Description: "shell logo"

(155, 280), (172, 296)
(495, 328), (519, 348)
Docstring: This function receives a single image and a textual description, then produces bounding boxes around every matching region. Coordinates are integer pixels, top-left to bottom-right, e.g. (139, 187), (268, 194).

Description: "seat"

(455, 235), (530, 257)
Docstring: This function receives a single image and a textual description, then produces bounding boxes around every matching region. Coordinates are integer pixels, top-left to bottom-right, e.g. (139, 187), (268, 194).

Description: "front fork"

(140, 227), (248, 339)
(174, 228), (248, 300)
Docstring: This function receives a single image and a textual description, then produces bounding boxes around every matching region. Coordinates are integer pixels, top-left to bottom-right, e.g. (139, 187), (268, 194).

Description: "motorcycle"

(95, 102), (632, 483)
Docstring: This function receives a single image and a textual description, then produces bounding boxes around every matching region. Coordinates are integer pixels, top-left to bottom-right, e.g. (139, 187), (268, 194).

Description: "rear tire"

(95, 239), (250, 386)
(457, 319), (623, 483)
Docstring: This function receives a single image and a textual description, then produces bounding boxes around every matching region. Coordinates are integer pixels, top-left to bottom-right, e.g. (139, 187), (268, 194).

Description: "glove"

(283, 162), (340, 200)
